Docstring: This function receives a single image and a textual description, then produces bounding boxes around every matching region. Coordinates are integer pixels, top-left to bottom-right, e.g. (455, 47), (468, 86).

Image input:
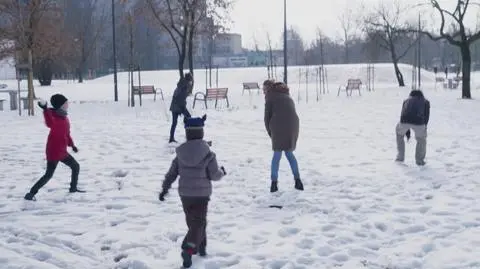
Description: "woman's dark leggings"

(170, 109), (191, 141)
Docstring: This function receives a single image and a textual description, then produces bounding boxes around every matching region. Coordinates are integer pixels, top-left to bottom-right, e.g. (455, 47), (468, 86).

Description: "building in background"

(214, 33), (242, 56)
(211, 33), (248, 68)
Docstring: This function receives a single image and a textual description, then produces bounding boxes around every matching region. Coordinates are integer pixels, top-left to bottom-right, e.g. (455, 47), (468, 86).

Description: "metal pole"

(27, 3), (34, 116)
(418, 13), (421, 90)
(283, 0), (288, 84)
(112, 0), (118, 102)
(138, 65), (142, 106)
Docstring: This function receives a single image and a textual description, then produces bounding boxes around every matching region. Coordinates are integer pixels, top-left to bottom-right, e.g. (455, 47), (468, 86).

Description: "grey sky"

(229, 0), (479, 49)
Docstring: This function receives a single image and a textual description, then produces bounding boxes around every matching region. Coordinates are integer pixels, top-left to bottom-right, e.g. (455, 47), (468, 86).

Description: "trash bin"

(8, 90), (18, 110)
(448, 79), (453, 89)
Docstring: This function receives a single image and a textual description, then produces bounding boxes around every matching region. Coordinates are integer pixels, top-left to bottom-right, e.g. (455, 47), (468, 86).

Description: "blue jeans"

(271, 151), (300, 181)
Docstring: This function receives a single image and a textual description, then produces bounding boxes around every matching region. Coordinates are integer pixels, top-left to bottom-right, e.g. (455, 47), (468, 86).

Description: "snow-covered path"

(1, 77), (480, 268)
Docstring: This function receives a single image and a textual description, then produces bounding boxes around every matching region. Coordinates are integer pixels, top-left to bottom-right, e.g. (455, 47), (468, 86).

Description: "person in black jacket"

(395, 90), (430, 165)
(169, 73), (193, 143)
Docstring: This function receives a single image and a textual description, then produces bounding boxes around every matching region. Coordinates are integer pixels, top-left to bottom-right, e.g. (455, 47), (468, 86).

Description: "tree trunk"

(78, 67), (83, 83)
(393, 60), (405, 87)
(188, 27), (195, 79)
(178, 51), (185, 79)
(37, 58), (53, 86)
(177, 27), (188, 79)
(344, 42), (349, 64)
(389, 40), (405, 87)
(460, 43), (472, 99)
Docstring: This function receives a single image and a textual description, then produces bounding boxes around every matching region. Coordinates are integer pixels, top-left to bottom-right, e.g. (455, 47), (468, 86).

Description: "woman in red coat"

(24, 94), (84, 201)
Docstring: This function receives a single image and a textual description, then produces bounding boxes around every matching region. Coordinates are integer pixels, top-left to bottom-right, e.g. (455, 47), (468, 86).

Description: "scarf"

(55, 108), (68, 117)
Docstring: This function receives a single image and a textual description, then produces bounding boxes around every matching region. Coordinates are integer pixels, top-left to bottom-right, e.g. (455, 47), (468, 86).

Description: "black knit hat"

(50, 94), (68, 110)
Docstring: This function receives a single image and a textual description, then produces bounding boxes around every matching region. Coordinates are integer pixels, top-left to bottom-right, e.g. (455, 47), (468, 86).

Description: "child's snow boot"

(416, 160), (426, 166)
(294, 178), (304, 191)
(24, 193), (36, 201)
(198, 238), (207, 257)
(270, 181), (278, 193)
(181, 244), (195, 268)
(198, 247), (207, 257)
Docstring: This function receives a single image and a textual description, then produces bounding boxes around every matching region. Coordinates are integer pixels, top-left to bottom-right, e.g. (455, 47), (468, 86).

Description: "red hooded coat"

(43, 109), (74, 161)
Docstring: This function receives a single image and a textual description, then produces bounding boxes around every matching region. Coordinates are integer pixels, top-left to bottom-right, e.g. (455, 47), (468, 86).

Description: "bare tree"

(338, 7), (356, 63)
(146, 0), (231, 81)
(63, 0), (107, 83)
(146, 0), (188, 78)
(363, 0), (417, 87)
(420, 0), (480, 99)
(0, 0), (66, 115)
(186, 0), (231, 75)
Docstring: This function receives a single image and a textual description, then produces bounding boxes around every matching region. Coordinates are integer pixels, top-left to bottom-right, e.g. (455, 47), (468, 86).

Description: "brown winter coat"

(264, 83), (299, 151)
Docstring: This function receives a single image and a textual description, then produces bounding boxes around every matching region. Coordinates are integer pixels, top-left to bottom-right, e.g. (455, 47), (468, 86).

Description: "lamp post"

(283, 0), (288, 84)
(112, 0), (118, 101)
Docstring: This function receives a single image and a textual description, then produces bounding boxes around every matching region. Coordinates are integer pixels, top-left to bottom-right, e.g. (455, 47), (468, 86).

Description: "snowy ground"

(1, 64), (480, 269)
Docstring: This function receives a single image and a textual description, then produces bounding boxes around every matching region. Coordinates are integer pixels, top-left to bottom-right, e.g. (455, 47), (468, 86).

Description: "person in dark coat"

(159, 115), (226, 268)
(169, 73), (193, 143)
(24, 94), (84, 201)
(263, 81), (303, 193)
(395, 90), (430, 166)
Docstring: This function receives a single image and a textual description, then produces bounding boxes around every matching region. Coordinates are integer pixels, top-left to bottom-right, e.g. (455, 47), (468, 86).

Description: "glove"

(72, 146), (78, 153)
(405, 129), (411, 141)
(159, 190), (168, 201)
(37, 100), (47, 110)
(220, 166), (226, 175)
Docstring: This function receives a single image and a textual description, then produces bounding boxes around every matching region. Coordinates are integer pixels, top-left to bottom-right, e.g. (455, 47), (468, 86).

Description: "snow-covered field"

(1, 64), (480, 269)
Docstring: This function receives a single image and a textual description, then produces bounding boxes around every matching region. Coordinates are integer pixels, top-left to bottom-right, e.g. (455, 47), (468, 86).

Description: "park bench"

(193, 88), (229, 109)
(132, 85), (163, 101)
(242, 82), (261, 95)
(0, 99), (5, 111)
(338, 78), (362, 96)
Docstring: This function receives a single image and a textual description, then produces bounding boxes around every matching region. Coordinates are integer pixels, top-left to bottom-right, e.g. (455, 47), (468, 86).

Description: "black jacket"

(400, 92), (430, 125)
(170, 78), (191, 113)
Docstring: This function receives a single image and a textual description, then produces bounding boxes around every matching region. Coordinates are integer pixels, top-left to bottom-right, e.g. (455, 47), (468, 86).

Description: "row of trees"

(0, 0), (232, 88)
(365, 0), (480, 98)
(261, 0), (479, 98)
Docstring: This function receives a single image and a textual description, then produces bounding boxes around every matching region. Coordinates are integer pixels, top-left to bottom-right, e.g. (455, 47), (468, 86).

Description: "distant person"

(24, 94), (84, 201)
(395, 90), (430, 166)
(263, 80), (303, 192)
(169, 73), (193, 143)
(159, 115), (226, 268)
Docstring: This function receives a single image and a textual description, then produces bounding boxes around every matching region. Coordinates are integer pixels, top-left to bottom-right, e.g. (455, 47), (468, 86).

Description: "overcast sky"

(229, 0), (480, 49)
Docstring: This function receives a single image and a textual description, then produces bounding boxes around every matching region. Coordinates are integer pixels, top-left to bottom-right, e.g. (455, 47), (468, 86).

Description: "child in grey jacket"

(159, 114), (226, 268)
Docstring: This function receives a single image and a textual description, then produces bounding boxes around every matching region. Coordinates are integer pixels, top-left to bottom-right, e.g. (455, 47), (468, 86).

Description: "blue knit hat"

(184, 114), (207, 129)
